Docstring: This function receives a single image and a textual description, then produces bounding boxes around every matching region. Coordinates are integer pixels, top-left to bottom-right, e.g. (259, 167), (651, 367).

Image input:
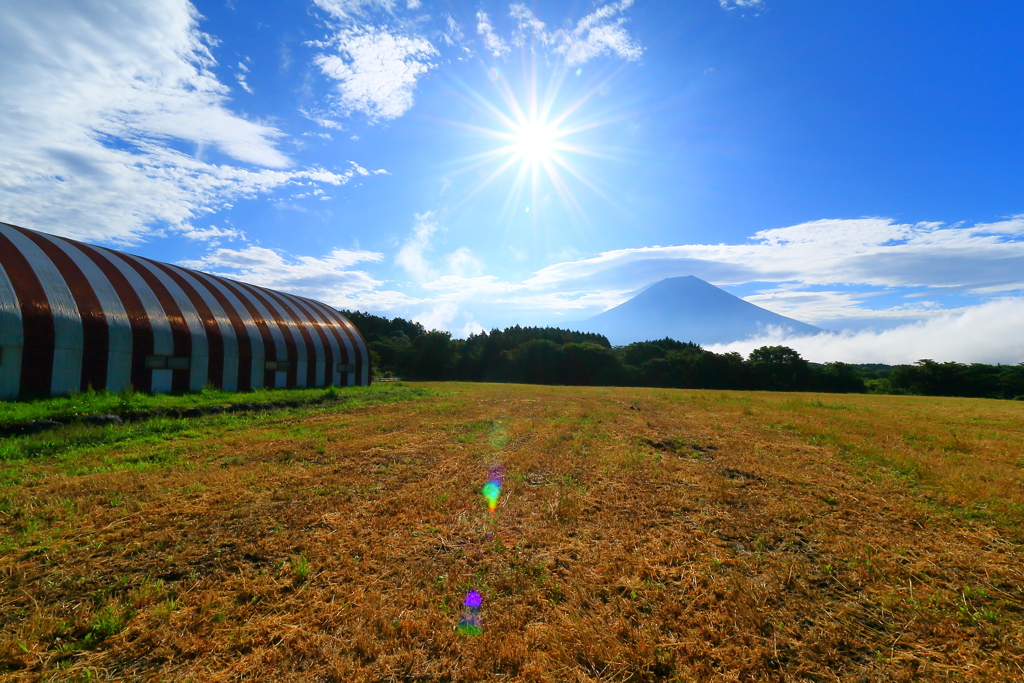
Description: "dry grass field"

(2, 382), (1023, 682)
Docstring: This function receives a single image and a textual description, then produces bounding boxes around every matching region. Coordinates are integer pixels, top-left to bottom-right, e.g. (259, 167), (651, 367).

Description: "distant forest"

(343, 311), (1024, 400)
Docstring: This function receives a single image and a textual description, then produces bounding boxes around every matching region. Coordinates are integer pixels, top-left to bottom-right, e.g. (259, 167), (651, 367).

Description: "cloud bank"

(708, 299), (1024, 365)
(183, 212), (1024, 364)
(524, 217), (1024, 321)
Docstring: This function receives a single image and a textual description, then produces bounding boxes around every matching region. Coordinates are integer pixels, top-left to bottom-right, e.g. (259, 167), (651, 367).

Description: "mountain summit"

(581, 276), (821, 346)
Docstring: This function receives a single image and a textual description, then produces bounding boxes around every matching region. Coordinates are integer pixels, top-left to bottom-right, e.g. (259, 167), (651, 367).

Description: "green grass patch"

(0, 384), (436, 477)
(0, 383), (432, 425)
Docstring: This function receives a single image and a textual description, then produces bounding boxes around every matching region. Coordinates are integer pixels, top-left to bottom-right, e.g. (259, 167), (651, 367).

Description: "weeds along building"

(0, 222), (370, 400)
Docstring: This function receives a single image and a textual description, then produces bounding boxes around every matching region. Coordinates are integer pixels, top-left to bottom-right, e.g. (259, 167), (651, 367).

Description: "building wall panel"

(2, 228), (84, 395)
(71, 241), (157, 393)
(39, 231), (133, 392)
(188, 270), (262, 390)
(0, 227), (57, 397)
(23, 230), (109, 392)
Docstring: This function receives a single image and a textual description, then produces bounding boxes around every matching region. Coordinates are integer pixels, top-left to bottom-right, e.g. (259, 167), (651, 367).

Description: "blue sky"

(2, 0), (1024, 362)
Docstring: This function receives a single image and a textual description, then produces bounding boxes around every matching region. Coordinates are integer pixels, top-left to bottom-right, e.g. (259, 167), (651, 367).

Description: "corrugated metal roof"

(0, 222), (370, 399)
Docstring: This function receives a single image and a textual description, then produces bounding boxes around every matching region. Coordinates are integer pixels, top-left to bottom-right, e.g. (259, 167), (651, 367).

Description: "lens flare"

(482, 481), (500, 511)
(458, 590), (483, 636)
(482, 464), (504, 512)
(464, 590), (483, 609)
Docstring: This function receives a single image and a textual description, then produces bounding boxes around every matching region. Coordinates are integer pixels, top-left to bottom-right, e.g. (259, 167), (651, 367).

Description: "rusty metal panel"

(303, 297), (357, 386)
(2, 227), (84, 396)
(190, 271), (268, 390)
(163, 264), (241, 391)
(260, 287), (322, 388)
(256, 287), (310, 386)
(0, 260), (23, 400)
(299, 295), (345, 387)
(125, 255), (210, 392)
(38, 231), (134, 393)
(225, 280), (293, 390)
(288, 294), (340, 387)
(310, 298), (367, 386)
(94, 245), (174, 358)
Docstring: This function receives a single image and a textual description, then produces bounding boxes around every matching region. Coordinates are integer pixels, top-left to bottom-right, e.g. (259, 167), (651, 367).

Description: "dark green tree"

(748, 346), (811, 391)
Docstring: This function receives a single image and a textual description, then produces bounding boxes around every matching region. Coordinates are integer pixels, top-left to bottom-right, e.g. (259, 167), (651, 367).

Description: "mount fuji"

(580, 276), (822, 346)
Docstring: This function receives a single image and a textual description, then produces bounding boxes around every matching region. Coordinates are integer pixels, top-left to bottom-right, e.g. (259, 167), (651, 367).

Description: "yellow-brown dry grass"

(2, 383), (1023, 682)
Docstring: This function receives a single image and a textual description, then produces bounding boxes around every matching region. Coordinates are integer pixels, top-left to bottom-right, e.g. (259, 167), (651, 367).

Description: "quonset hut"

(0, 222), (370, 400)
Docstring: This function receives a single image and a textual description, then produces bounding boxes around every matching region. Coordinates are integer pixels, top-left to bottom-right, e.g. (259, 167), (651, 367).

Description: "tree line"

(343, 310), (1024, 399)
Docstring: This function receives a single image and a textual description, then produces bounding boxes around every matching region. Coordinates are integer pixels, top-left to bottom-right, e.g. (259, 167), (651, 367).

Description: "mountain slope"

(581, 276), (821, 346)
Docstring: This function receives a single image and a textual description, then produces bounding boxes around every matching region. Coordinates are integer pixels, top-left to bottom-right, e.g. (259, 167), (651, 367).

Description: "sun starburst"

(440, 60), (624, 226)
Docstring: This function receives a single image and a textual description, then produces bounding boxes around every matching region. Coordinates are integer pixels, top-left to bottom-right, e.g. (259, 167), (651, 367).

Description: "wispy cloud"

(477, 11), (510, 57)
(495, 2), (643, 65)
(313, 0), (401, 19)
(551, 0), (644, 66)
(0, 0), (383, 244)
(718, 0), (766, 14)
(509, 4), (550, 47)
(526, 217), (1024, 302)
(309, 1), (642, 126)
(396, 212), (441, 281)
(179, 225), (246, 245)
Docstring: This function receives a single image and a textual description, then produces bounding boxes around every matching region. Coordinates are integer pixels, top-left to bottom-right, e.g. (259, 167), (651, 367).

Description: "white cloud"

(462, 321), (485, 337)
(446, 247), (486, 278)
(0, 0), (383, 244)
(396, 212), (441, 280)
(443, 14), (465, 47)
(414, 300), (460, 332)
(719, 0), (765, 12)
(235, 72), (254, 94)
(179, 225), (246, 244)
(357, 215), (1024, 338)
(477, 11), (510, 57)
(525, 217), (1024, 311)
(225, 212), (1024, 353)
(395, 213), (490, 285)
(313, 0), (399, 19)
(312, 26), (438, 121)
(509, 4), (550, 47)
(181, 244), (391, 307)
(551, 0), (644, 66)
(707, 298), (1024, 365)
(491, 2), (642, 65)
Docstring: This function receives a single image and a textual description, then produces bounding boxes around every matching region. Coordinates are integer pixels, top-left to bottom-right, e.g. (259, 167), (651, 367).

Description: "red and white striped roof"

(0, 222), (369, 399)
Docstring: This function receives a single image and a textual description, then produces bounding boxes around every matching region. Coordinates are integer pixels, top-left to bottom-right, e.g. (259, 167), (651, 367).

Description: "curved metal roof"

(0, 222), (369, 399)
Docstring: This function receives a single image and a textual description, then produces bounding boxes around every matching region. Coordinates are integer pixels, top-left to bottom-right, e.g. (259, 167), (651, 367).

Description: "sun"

(512, 120), (558, 164)
(441, 60), (624, 224)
